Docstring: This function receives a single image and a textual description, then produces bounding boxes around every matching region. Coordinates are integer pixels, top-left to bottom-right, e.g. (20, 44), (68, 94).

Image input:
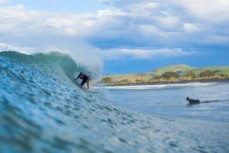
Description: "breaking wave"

(0, 51), (228, 153)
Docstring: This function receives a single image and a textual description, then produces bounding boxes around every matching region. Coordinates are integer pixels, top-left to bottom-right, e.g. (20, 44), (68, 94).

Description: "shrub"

(154, 75), (164, 80)
(135, 79), (144, 83)
(199, 70), (215, 77)
(101, 77), (112, 83)
(162, 72), (178, 79)
(218, 73), (229, 78)
(116, 79), (130, 84)
(184, 71), (196, 79)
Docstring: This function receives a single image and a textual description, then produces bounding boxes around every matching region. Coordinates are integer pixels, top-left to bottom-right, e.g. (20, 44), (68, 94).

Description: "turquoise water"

(107, 83), (229, 122)
(0, 51), (229, 153)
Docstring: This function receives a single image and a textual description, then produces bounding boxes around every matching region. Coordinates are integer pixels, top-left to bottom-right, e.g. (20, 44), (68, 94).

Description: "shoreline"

(104, 78), (229, 87)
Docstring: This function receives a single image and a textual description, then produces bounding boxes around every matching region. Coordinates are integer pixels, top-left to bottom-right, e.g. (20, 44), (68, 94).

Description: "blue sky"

(9, 0), (108, 12)
(0, 0), (229, 74)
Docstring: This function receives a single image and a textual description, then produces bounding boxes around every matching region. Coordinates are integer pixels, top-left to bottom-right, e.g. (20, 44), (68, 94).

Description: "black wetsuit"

(186, 97), (200, 104)
(77, 73), (90, 86)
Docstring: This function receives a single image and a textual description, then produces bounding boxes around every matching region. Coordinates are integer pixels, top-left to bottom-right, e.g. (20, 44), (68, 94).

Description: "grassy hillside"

(101, 64), (229, 86)
(150, 64), (195, 75)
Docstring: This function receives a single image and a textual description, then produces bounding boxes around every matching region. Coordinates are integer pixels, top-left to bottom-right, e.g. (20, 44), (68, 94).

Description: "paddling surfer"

(186, 97), (200, 104)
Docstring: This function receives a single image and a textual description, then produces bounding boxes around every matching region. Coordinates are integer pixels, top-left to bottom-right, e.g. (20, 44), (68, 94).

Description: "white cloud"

(140, 25), (164, 37)
(1, 1), (228, 47)
(172, 0), (229, 23)
(198, 35), (229, 45)
(0, 42), (34, 53)
(0, 1), (228, 66)
(99, 48), (197, 60)
(0, 5), (97, 37)
(0, 5), (103, 71)
(0, 0), (9, 4)
(184, 23), (199, 32)
(155, 13), (180, 29)
(96, 0), (229, 46)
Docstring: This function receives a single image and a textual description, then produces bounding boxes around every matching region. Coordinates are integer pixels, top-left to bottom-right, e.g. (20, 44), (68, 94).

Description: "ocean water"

(0, 51), (229, 153)
(106, 83), (229, 122)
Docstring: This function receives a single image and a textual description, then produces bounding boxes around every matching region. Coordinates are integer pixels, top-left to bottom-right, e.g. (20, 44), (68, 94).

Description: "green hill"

(145, 64), (195, 77)
(151, 64), (195, 75)
(101, 65), (229, 86)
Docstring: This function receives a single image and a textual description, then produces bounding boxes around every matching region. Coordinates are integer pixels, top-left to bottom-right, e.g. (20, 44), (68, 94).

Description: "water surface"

(1, 51), (229, 153)
(107, 83), (229, 122)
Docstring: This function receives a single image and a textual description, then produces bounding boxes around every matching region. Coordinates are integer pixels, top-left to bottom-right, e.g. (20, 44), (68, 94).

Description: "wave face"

(0, 51), (95, 86)
(0, 51), (229, 153)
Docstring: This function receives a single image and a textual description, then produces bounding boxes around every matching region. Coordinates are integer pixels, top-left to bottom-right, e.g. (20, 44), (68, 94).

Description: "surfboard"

(80, 86), (98, 93)
(74, 79), (98, 93)
(88, 90), (98, 93)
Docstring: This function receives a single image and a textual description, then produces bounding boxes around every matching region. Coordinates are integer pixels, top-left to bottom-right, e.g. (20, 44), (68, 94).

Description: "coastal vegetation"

(101, 65), (229, 86)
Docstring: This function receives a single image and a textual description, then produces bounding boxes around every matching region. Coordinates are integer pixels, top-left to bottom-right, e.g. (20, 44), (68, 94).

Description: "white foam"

(103, 82), (216, 90)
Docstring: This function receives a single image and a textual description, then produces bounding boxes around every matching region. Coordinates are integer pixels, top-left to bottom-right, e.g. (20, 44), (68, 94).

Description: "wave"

(0, 51), (98, 86)
(1, 51), (229, 153)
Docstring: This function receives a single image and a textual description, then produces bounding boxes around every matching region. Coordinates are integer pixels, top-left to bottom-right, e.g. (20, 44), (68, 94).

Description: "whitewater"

(0, 51), (229, 153)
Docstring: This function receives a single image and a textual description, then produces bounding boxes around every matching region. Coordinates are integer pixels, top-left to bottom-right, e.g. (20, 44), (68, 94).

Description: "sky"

(0, 0), (229, 75)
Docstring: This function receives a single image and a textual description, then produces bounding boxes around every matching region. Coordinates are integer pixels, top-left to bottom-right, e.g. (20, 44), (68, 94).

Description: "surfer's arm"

(74, 76), (80, 80)
(86, 80), (90, 89)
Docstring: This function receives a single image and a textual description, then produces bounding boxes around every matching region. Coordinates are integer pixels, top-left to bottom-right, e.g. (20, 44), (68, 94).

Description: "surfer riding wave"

(74, 72), (90, 89)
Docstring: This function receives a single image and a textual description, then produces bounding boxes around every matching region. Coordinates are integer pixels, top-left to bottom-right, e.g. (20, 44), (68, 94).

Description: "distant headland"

(101, 64), (229, 86)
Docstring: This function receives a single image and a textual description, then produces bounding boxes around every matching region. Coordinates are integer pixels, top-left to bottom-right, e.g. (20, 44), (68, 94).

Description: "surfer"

(75, 72), (90, 89)
(186, 97), (200, 104)
(186, 97), (224, 105)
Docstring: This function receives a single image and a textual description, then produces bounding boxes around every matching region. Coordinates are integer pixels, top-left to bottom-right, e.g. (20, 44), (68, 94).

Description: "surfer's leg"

(81, 80), (86, 86)
(86, 80), (90, 89)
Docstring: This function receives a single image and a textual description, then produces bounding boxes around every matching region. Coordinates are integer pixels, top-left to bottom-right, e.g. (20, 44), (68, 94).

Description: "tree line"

(101, 70), (229, 85)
